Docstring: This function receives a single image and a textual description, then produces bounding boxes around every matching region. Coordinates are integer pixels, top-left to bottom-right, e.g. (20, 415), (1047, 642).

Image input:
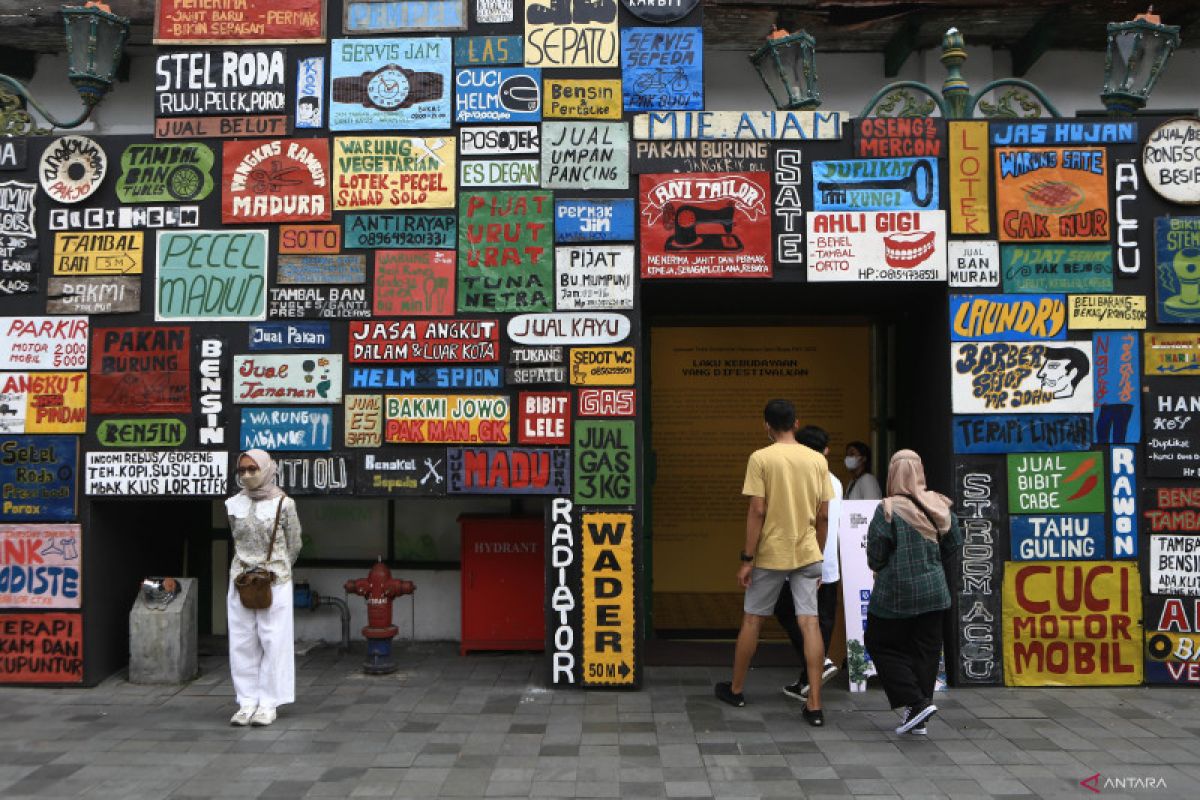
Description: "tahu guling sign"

(85, 451), (227, 495)
(386, 394), (510, 443)
(350, 319), (498, 363)
(233, 355), (343, 404)
(1010, 514), (1105, 561)
(154, 50), (288, 116)
(807, 211), (947, 282)
(222, 139), (330, 223)
(951, 341), (1094, 414)
(0, 373), (86, 434)
(0, 317), (88, 372)
(154, 0), (324, 43)
(333, 137), (456, 210)
(0, 524), (81, 609)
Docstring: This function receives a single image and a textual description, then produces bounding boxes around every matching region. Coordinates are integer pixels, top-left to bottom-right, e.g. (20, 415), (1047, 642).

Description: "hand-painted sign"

(773, 147), (803, 269)
(1003, 561), (1141, 686)
(580, 510), (636, 686)
(1146, 604), (1200, 685)
(155, 230), (268, 321)
(1001, 244), (1113, 294)
(519, 391), (570, 445)
(1068, 295), (1146, 330)
(349, 365), (501, 389)
(460, 159), (540, 188)
(556, 199), (634, 243)
(632, 110), (844, 141)
(620, 0), (697, 22)
(0, 524), (81, 609)
(0, 181), (37, 293)
(1113, 159), (1142, 279)
(52, 233), (143, 276)
(48, 206), (200, 231)
(330, 38), (451, 130)
(195, 337), (225, 448)
(640, 172), (771, 278)
(295, 57), (325, 129)
(856, 117), (943, 158)
(344, 0), (466, 32)
(356, 448), (446, 495)
(506, 366), (567, 385)
(1144, 379), (1200, 478)
(459, 126), (539, 156)
(39, 136), (105, 204)
(279, 225), (341, 254)
(385, 394), (509, 443)
(455, 67), (542, 123)
(374, 250), (455, 315)
(222, 139), (330, 223)
(115, 143), (214, 203)
(153, 50), (288, 116)
(1144, 487), (1200, 535)
(1011, 514), (1105, 560)
(344, 394), (383, 447)
(233, 355), (342, 404)
(574, 420), (634, 504)
(47, 278), (138, 316)
(569, 347), (635, 386)
(476, 0), (512, 22)
(1110, 445), (1137, 559)
(1007, 452), (1104, 514)
(547, 498), (580, 685)
(806, 211), (947, 282)
(953, 414), (1090, 454)
(633, 140), (771, 174)
(949, 294), (1065, 342)
(447, 447), (569, 493)
(240, 407), (333, 451)
(154, 115), (288, 139)
(507, 312), (630, 345)
(995, 147), (1108, 241)
(511, 347), (562, 365)
(272, 454), (353, 495)
(268, 287), (371, 319)
(949, 120), (989, 235)
(577, 387), (636, 417)
(952, 341), (1094, 414)
(1142, 118), (1200, 205)
(96, 418), (186, 448)
(953, 457), (1004, 684)
(1150, 535), (1200, 596)
(621, 28), (702, 111)
(1154, 217), (1200, 325)
(525, 0), (617, 68)
(277, 255), (367, 284)
(345, 213), (454, 249)
(813, 158), (939, 211)
(89, 326), (190, 414)
(85, 450), (226, 494)
(0, 139), (26, 171)
(991, 121), (1136, 146)
(0, 435), (77, 520)
(0, 317), (89, 372)
(541, 122), (628, 190)
(544, 79), (621, 119)
(454, 35), (523, 65)
(154, 0), (324, 42)
(0, 373), (87, 434)
(458, 190), (553, 312)
(947, 240), (999, 288)
(1144, 332), (1200, 375)
(332, 136), (456, 210)
(1094, 332), (1140, 445)
(0, 613), (82, 683)
(556, 245), (634, 310)
(350, 319), (498, 363)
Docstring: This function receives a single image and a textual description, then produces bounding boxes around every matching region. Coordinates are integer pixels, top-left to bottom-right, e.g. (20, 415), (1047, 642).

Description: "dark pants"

(773, 579), (839, 680)
(1095, 403), (1133, 444)
(864, 610), (943, 709)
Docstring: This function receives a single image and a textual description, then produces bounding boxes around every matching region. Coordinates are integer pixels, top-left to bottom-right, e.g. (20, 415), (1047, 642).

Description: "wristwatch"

(332, 65), (444, 111)
(739, 551), (755, 563)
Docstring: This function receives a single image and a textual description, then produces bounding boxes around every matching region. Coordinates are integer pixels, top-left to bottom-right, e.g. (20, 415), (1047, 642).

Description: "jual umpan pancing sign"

(806, 211), (948, 282)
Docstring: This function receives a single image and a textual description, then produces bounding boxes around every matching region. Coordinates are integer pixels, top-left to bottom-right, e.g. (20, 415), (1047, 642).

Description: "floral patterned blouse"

(226, 494), (303, 586)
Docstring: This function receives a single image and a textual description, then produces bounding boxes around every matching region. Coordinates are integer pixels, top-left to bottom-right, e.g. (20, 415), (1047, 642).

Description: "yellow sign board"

(570, 347), (634, 386)
(543, 79), (622, 119)
(526, 12), (617, 68)
(383, 394), (510, 444)
(1067, 295), (1147, 330)
(949, 121), (990, 235)
(1003, 561), (1142, 686)
(52, 232), (144, 276)
(332, 137), (456, 211)
(0, 372), (87, 433)
(582, 511), (635, 686)
(345, 393), (382, 448)
(1144, 332), (1200, 376)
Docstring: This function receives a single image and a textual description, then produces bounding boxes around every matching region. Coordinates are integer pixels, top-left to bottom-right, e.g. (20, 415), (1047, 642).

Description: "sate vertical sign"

(458, 190), (554, 312)
(329, 37), (451, 130)
(954, 457), (1006, 684)
(0, 524), (81, 609)
(574, 420), (635, 504)
(948, 121), (990, 235)
(639, 172), (771, 278)
(581, 511), (636, 686)
(951, 341), (1094, 414)
(524, 0), (618, 68)
(1093, 332), (1140, 445)
(154, 0), (325, 43)
(620, 27), (702, 111)
(374, 250), (455, 316)
(0, 613), (82, 684)
(90, 327), (191, 414)
(995, 147), (1109, 242)
(333, 137), (456, 210)
(221, 139), (331, 223)
(0, 435), (78, 521)
(155, 230), (268, 321)
(0, 373), (87, 434)
(1154, 217), (1200, 325)
(115, 143), (214, 203)
(772, 147), (803, 268)
(1003, 561), (1141, 686)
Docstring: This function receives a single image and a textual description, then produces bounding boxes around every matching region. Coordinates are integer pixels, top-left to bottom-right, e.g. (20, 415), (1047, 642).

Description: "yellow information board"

(1067, 295), (1147, 330)
(569, 347), (635, 386)
(543, 79), (622, 119)
(53, 232), (144, 275)
(332, 136), (457, 211)
(582, 511), (635, 686)
(1144, 332), (1200, 375)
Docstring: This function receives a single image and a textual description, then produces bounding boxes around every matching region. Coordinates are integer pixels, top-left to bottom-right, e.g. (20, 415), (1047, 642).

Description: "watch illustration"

(332, 65), (444, 111)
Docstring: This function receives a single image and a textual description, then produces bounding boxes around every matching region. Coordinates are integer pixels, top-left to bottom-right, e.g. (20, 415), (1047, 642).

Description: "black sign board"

(272, 454), (355, 495)
(953, 455), (1007, 685)
(619, 0), (699, 24)
(1144, 378), (1200, 479)
(154, 49), (288, 117)
(0, 138), (28, 171)
(630, 140), (769, 174)
(356, 449), (448, 496)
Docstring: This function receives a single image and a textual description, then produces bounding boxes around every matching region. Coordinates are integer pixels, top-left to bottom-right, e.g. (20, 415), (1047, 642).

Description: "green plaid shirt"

(866, 504), (961, 619)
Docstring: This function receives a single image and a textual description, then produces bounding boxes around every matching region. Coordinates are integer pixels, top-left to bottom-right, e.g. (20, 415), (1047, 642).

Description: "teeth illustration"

(884, 231), (935, 268)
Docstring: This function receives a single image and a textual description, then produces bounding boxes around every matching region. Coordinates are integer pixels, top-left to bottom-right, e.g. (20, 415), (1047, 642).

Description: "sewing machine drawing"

(664, 203), (743, 252)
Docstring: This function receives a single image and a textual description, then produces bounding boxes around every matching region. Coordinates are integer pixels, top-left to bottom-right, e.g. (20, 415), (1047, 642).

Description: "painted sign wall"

(807, 211), (947, 282)
(0, 524), (81, 609)
(951, 341), (1095, 414)
(458, 191), (553, 312)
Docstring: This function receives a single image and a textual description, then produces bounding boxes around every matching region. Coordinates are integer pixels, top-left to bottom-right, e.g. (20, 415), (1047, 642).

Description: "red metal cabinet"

(459, 515), (545, 655)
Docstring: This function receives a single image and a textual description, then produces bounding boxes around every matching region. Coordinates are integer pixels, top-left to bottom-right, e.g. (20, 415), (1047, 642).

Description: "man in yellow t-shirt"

(715, 399), (833, 726)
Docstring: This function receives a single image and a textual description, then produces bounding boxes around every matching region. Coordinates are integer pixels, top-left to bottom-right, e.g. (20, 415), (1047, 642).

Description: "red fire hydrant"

(344, 560), (416, 674)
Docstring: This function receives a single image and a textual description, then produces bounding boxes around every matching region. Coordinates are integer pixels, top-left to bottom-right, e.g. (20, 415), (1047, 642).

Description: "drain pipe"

(293, 582), (351, 653)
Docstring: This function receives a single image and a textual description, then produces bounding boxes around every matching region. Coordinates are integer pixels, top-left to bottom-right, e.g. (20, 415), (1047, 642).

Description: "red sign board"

(375, 251), (456, 317)
(0, 613), (83, 684)
(639, 172), (772, 278)
(155, 115), (289, 139)
(577, 387), (636, 417)
(154, 0), (325, 44)
(349, 320), (500, 363)
(519, 392), (571, 445)
(89, 327), (191, 414)
(856, 118), (945, 158)
(279, 224), (341, 254)
(222, 139), (331, 223)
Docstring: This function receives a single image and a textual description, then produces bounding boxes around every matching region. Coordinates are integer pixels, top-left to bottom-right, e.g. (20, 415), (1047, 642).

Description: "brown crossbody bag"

(233, 497), (284, 610)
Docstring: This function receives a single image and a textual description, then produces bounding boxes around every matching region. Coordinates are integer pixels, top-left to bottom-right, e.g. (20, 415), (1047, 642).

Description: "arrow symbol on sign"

(96, 254), (137, 274)
(618, 663), (630, 678)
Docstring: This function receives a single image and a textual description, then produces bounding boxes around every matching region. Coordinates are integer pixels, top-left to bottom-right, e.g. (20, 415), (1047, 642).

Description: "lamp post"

(749, 26), (821, 110)
(0, 1), (130, 136)
(1101, 7), (1180, 115)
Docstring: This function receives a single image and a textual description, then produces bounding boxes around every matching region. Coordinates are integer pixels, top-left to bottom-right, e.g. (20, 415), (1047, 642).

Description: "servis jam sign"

(806, 210), (947, 282)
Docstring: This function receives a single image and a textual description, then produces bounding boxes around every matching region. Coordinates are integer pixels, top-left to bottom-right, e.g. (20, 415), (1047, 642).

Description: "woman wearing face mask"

(225, 449), (303, 727)
(844, 441), (882, 500)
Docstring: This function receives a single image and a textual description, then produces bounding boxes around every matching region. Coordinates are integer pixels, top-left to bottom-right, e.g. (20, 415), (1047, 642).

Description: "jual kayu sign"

(807, 211), (947, 282)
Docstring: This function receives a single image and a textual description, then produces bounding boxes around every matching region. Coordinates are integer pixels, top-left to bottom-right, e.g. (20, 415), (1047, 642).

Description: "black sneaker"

(821, 658), (839, 682)
(802, 705), (824, 727)
(909, 720), (928, 735)
(714, 681), (745, 707)
(782, 676), (808, 701)
(895, 700), (937, 734)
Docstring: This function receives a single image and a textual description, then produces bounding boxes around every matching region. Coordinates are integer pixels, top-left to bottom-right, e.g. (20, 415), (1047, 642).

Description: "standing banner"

(838, 499), (880, 692)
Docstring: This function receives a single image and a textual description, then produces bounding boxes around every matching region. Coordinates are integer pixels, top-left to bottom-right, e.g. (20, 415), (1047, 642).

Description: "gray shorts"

(744, 562), (823, 617)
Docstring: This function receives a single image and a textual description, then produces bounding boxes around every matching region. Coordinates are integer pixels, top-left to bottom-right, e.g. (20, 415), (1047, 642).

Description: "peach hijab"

(880, 449), (953, 543)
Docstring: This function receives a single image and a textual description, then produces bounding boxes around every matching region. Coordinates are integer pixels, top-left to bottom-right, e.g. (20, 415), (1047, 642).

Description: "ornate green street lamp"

(749, 26), (821, 110)
(0, 1), (131, 135)
(1101, 7), (1181, 115)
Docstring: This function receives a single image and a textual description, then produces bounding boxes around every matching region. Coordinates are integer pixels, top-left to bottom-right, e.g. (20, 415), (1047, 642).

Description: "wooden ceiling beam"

(884, 15), (923, 76)
(1011, 8), (1069, 77)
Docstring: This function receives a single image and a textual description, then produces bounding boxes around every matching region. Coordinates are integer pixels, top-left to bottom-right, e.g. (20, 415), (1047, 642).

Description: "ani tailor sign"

(807, 211), (947, 282)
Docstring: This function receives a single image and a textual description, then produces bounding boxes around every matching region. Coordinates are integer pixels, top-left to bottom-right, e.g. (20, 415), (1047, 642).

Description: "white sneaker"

(230, 705), (256, 726)
(250, 706), (276, 726)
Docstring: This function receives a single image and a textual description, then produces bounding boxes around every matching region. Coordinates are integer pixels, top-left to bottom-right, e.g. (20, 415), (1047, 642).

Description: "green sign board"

(573, 420), (635, 505)
(155, 229), (268, 321)
(115, 143), (214, 203)
(1007, 451), (1105, 514)
(458, 190), (553, 313)
(1001, 245), (1113, 294)
(96, 418), (187, 447)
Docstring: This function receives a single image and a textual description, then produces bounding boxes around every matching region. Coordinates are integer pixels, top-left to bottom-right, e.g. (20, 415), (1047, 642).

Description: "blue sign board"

(1110, 445), (1138, 559)
(949, 294), (1066, 342)
(344, 0), (466, 33)
(1011, 514), (1106, 561)
(240, 408), (333, 451)
(813, 157), (939, 211)
(621, 27), (703, 112)
(1154, 217), (1200, 325)
(555, 199), (635, 243)
(990, 121), (1136, 146)
(1094, 332), (1140, 444)
(953, 414), (1091, 454)
(329, 37), (452, 131)
(454, 67), (542, 123)
(345, 213), (456, 249)
(249, 322), (332, 351)
(349, 366), (502, 389)
(454, 36), (523, 65)
(0, 435), (77, 521)
(295, 57), (324, 129)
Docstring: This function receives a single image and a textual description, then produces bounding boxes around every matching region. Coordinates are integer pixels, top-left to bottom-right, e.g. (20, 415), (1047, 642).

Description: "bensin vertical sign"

(581, 511), (636, 686)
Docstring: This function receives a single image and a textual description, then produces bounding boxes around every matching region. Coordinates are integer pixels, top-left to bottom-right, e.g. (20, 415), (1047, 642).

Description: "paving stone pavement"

(0, 642), (1195, 799)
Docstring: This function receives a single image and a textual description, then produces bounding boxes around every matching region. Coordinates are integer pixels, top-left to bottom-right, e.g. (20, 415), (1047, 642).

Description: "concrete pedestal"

(129, 578), (198, 684)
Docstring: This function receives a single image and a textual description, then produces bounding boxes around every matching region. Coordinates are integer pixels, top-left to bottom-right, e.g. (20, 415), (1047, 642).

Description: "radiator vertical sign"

(581, 511), (635, 686)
